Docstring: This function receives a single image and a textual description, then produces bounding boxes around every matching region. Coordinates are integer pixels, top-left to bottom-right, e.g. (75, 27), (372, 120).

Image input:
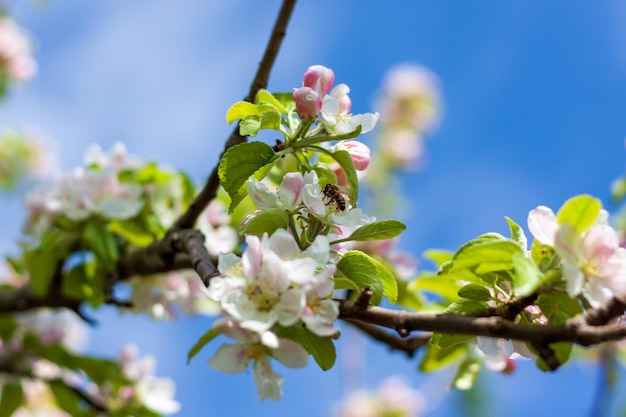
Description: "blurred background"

(1, 1), (626, 416)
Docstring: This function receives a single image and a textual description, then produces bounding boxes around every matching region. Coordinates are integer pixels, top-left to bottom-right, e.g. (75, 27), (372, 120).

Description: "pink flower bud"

(302, 65), (335, 96)
(337, 140), (371, 170)
(293, 86), (322, 119)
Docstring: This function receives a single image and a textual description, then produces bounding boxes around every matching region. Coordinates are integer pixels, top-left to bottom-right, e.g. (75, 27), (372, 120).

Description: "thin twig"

(347, 320), (431, 358)
(173, 0), (297, 231)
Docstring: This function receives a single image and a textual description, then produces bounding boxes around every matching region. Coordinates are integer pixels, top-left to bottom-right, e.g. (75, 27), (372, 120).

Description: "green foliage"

(330, 219), (406, 244)
(276, 325), (336, 371)
(536, 292), (582, 324)
(431, 332), (474, 349)
(187, 326), (221, 364)
(511, 252), (544, 296)
(217, 141), (279, 212)
(241, 208), (289, 236)
(63, 262), (103, 306)
(0, 383), (23, 417)
(504, 216), (527, 251)
(452, 357), (482, 390)
(419, 343), (466, 372)
(447, 235), (524, 275)
(336, 251), (384, 305)
(556, 194), (601, 233)
(422, 249), (454, 267)
(83, 221), (119, 270)
(457, 283), (492, 302)
(255, 89), (288, 114)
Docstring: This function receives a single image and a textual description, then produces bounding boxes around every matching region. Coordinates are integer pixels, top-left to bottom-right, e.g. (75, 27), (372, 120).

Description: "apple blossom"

(208, 318), (308, 401)
(0, 17), (37, 82)
(476, 337), (534, 374)
(321, 84), (380, 135)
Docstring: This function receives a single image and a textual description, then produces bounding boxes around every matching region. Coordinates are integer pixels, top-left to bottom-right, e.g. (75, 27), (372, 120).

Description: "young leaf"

(255, 89), (288, 114)
(24, 247), (57, 296)
(556, 194), (601, 234)
(242, 208), (289, 236)
(109, 219), (155, 247)
(331, 219), (406, 244)
(276, 325), (336, 371)
(419, 343), (466, 372)
(449, 238), (523, 274)
(446, 299), (488, 315)
(48, 381), (85, 416)
(457, 283), (492, 301)
(505, 216), (527, 251)
(337, 250), (383, 305)
(431, 333), (474, 349)
(271, 92), (296, 112)
(329, 150), (358, 206)
(63, 263), (95, 301)
(536, 292), (582, 324)
(239, 116), (262, 137)
(217, 141), (278, 212)
(452, 357), (482, 390)
(226, 101), (261, 123)
(422, 249), (454, 267)
(0, 383), (23, 417)
(511, 252), (544, 296)
(188, 327), (221, 364)
(365, 254), (399, 304)
(83, 222), (119, 270)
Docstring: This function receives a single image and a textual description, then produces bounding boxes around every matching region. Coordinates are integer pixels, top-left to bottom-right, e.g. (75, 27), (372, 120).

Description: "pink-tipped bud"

(337, 140), (371, 170)
(293, 86), (322, 119)
(302, 65), (335, 97)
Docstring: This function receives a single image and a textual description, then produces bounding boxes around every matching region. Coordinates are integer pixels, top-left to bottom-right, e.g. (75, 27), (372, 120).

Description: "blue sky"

(1, 1), (626, 416)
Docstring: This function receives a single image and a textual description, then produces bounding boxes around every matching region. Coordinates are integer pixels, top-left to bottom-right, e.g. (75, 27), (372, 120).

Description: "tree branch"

(346, 319), (431, 358)
(338, 300), (626, 348)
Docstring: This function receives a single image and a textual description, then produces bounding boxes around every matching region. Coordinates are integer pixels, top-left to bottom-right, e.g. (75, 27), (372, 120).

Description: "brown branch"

(347, 320), (431, 358)
(172, 0), (297, 231)
(338, 300), (626, 348)
(171, 229), (220, 286)
(585, 297), (626, 326)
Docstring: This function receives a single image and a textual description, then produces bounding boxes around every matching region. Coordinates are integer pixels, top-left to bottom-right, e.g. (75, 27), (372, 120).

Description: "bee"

(322, 184), (350, 212)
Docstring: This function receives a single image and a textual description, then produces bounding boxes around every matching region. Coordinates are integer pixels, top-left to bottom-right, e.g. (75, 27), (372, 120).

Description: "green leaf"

(109, 219), (155, 247)
(49, 380), (85, 416)
(536, 292), (582, 324)
(409, 272), (463, 302)
(532, 341), (573, 372)
(217, 141), (278, 213)
(73, 356), (128, 387)
(446, 299), (489, 315)
(332, 276), (359, 291)
(239, 116), (262, 137)
(83, 222), (119, 270)
(187, 327), (221, 364)
(312, 163), (338, 187)
(419, 343), (465, 372)
(331, 219), (406, 244)
(242, 208), (289, 236)
(457, 283), (492, 301)
(0, 316), (17, 340)
(226, 101), (260, 123)
(431, 333), (474, 349)
(0, 383), (23, 417)
(396, 278), (424, 310)
(449, 237), (523, 274)
(556, 194), (601, 234)
(256, 89), (288, 114)
(337, 250), (383, 305)
(329, 150), (358, 206)
(271, 92), (296, 112)
(422, 249), (454, 267)
(367, 254), (399, 304)
(63, 263), (95, 301)
(511, 252), (544, 296)
(24, 247), (57, 296)
(505, 216), (527, 251)
(452, 357), (482, 390)
(275, 325), (336, 371)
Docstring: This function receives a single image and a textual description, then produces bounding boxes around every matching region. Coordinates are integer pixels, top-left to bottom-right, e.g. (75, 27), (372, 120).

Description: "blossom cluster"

(0, 130), (56, 190)
(372, 64), (441, 171)
(334, 376), (425, 417)
(200, 65), (418, 401)
(528, 204), (626, 307)
(0, 16), (36, 86)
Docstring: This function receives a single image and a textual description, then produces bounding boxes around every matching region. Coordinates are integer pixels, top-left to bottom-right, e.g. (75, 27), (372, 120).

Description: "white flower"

(208, 318), (308, 401)
(321, 84), (379, 135)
